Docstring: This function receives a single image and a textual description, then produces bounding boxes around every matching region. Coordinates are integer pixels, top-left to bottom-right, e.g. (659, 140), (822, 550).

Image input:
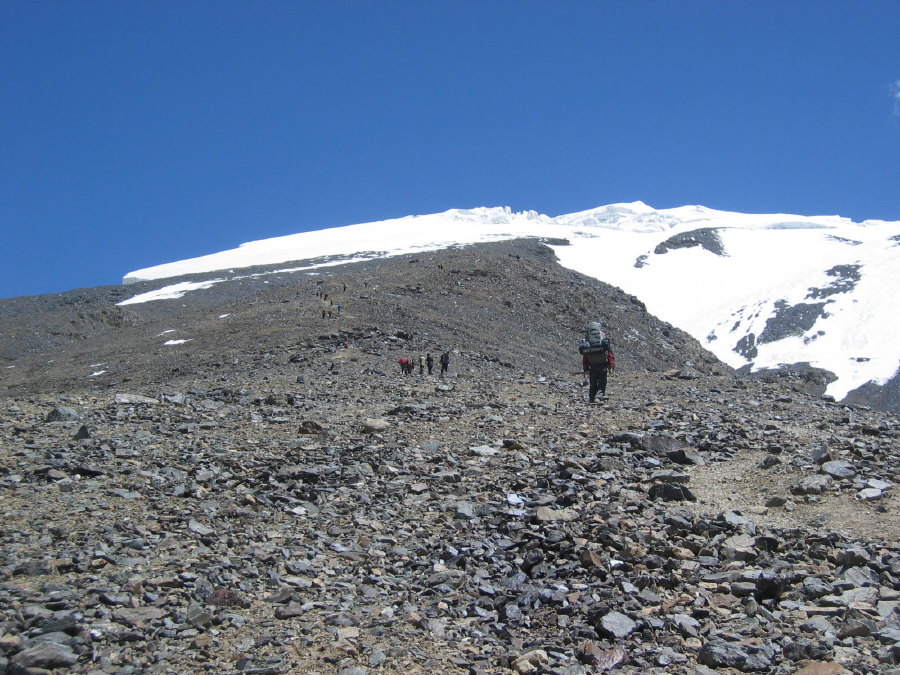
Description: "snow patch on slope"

(121, 202), (900, 403)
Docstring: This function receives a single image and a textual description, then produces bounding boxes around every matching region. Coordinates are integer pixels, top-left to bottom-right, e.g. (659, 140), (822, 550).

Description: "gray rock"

(368, 649), (386, 667)
(115, 393), (158, 405)
(598, 610), (637, 639)
(10, 641), (78, 668)
(842, 565), (878, 587)
(274, 602), (305, 619)
(649, 482), (696, 502)
(867, 478), (892, 490)
(875, 626), (900, 644)
(187, 603), (214, 629)
(858, 487), (884, 500)
(811, 446), (839, 464)
(758, 455), (781, 469)
(698, 640), (748, 669)
(534, 505), (578, 522)
(46, 406), (79, 422)
(112, 607), (167, 628)
(743, 643), (776, 671)
(361, 418), (390, 433)
(668, 613), (700, 637)
(188, 519), (214, 536)
(792, 474), (833, 495)
(801, 615), (836, 636)
(455, 501), (482, 520)
(821, 460), (856, 479)
(722, 510), (755, 530)
(835, 546), (870, 567)
(666, 447), (706, 465)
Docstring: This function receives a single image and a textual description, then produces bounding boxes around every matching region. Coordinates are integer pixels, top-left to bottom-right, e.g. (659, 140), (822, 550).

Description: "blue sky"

(2, 1), (899, 299)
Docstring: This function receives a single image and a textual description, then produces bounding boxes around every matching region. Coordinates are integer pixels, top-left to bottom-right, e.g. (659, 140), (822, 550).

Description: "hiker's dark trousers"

(588, 365), (608, 402)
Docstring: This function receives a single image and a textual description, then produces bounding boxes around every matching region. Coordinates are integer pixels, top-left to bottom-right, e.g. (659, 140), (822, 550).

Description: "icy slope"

(122, 202), (900, 402)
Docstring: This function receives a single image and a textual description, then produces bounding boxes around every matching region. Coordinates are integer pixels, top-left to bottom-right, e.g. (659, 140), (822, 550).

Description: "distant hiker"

(426, 352), (434, 375)
(328, 309), (333, 319)
(337, 303), (343, 314)
(579, 322), (614, 403)
(440, 351), (450, 376)
(419, 354), (426, 375)
(321, 308), (326, 320)
(398, 357), (413, 375)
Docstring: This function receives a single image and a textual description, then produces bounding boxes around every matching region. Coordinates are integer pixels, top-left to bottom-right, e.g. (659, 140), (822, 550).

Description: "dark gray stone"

(698, 640), (748, 669)
(10, 641), (78, 668)
(598, 610), (637, 639)
(649, 483), (696, 502)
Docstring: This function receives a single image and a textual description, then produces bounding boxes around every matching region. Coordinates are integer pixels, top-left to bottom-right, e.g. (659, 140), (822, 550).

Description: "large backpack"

(579, 321), (611, 363)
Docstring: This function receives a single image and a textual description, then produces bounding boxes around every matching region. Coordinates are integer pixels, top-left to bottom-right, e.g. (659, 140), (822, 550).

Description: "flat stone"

(821, 460), (856, 479)
(801, 615), (837, 635)
(649, 482), (696, 502)
(46, 406), (79, 421)
(455, 501), (479, 520)
(792, 474), (833, 495)
(275, 602), (305, 619)
(834, 546), (870, 566)
(188, 519), (214, 536)
(535, 506), (577, 522)
(362, 418), (390, 433)
(187, 603), (213, 629)
(722, 510), (755, 529)
(511, 649), (549, 674)
(722, 533), (757, 559)
(112, 607), (167, 627)
(11, 641), (78, 668)
(115, 394), (158, 405)
(599, 610), (637, 639)
(669, 613), (700, 637)
(857, 488), (883, 500)
(666, 447), (706, 465)
(794, 662), (849, 675)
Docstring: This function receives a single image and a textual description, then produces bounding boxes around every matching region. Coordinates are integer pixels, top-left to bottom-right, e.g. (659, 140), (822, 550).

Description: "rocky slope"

(0, 240), (898, 674)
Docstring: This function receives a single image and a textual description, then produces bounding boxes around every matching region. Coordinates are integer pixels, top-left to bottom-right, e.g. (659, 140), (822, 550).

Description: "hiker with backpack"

(579, 322), (615, 403)
(440, 351), (450, 376)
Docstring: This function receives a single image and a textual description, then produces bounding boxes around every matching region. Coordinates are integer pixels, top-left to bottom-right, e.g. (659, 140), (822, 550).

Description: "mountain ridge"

(0, 239), (721, 398)
(115, 202), (899, 412)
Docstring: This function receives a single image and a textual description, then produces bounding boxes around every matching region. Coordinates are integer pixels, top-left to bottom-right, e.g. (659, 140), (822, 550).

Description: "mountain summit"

(122, 202), (900, 410)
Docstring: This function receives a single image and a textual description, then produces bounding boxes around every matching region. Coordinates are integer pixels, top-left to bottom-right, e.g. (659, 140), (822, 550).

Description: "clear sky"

(2, 1), (899, 299)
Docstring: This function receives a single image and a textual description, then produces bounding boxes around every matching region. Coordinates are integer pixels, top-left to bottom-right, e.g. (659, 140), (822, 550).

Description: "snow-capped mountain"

(122, 202), (900, 404)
